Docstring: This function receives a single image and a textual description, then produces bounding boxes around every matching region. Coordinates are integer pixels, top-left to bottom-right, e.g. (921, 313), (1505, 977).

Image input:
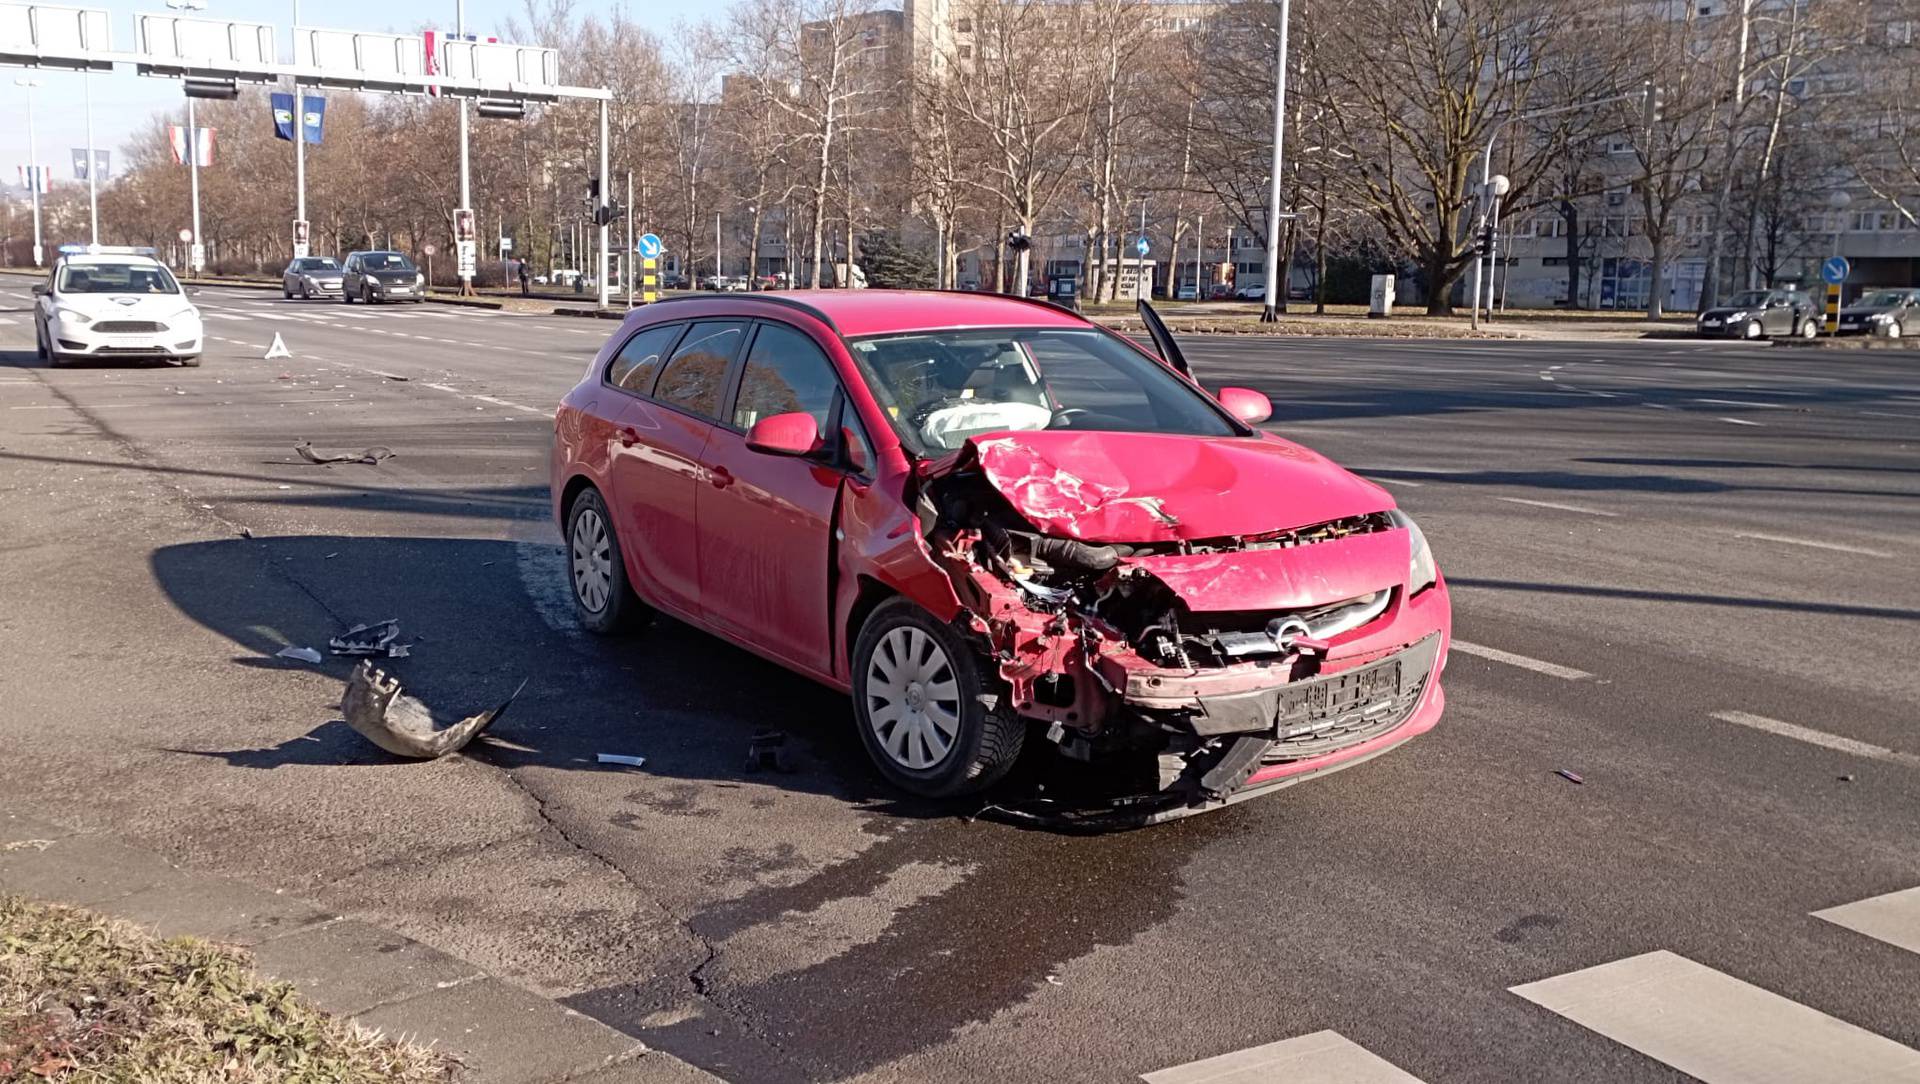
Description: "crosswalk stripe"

(1814, 886), (1920, 956)
(1142, 1031), (1425, 1084)
(1511, 950), (1920, 1082)
(204, 311), (253, 321)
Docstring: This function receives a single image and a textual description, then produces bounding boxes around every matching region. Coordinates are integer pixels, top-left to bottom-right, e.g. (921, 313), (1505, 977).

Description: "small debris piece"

(1839, 774), (1856, 782)
(340, 662), (524, 758)
(744, 730), (794, 773)
(295, 440), (393, 466)
(275, 645), (324, 664)
(328, 619), (404, 657)
(1555, 769), (1584, 785)
(238, 526), (254, 539)
(1045, 975), (1064, 986)
(596, 753), (647, 768)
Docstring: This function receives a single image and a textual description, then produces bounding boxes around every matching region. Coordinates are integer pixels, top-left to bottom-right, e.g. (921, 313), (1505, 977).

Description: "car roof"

(685, 289), (1093, 338)
(58, 253), (164, 267)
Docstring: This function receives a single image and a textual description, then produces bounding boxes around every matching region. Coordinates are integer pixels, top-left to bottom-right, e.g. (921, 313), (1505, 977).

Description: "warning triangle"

(264, 333), (292, 360)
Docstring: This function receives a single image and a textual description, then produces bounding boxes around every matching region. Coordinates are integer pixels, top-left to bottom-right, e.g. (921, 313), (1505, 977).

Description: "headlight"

(1867, 313), (1891, 323)
(303, 275), (317, 286)
(1387, 509), (1438, 595)
(168, 307), (198, 322)
(1725, 311), (1748, 322)
(54, 307), (92, 325)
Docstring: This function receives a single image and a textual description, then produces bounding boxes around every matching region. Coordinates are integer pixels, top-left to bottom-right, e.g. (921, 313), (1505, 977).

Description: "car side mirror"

(745, 412), (823, 457)
(1216, 387), (1273, 425)
(31, 283), (48, 296)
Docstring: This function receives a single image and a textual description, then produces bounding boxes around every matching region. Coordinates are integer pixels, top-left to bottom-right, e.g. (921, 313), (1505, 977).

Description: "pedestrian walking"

(517, 257), (531, 297)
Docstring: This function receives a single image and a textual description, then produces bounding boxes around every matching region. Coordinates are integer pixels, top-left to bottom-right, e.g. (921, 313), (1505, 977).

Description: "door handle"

(617, 426), (640, 448)
(709, 465), (734, 489)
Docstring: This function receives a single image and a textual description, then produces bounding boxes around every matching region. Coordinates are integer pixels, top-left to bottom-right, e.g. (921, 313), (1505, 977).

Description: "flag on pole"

(17, 165), (50, 193)
(271, 92), (296, 141)
(70, 149), (110, 180)
(168, 126), (215, 167)
(301, 95), (326, 144)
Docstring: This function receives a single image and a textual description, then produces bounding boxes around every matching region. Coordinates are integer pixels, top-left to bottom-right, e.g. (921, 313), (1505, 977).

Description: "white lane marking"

(1511, 950), (1920, 1083)
(1495, 496), (1619, 517)
(1643, 402), (1677, 410)
(1449, 640), (1591, 681)
(1693, 398), (1789, 409)
(204, 312), (253, 321)
(0, 317), (15, 325)
(1814, 887), (1920, 957)
(1731, 531), (1893, 558)
(1369, 476), (1424, 488)
(1142, 1031), (1426, 1084)
(473, 394), (551, 414)
(1718, 416), (1764, 427)
(1860, 410), (1920, 420)
(1711, 711), (1920, 768)
(1539, 374), (1555, 381)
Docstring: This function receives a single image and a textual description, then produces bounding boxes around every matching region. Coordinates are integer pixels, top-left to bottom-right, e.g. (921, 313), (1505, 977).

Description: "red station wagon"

(550, 292), (1451, 825)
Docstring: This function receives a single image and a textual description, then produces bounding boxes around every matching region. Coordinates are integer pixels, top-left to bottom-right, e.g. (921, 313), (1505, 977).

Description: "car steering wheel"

(1048, 407), (1090, 429)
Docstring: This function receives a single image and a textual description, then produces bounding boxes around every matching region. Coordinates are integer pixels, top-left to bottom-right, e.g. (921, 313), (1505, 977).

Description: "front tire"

(1800, 317), (1819, 339)
(1743, 320), (1763, 340)
(362, 284), (376, 305)
(178, 356), (201, 367)
(566, 487), (646, 634)
(851, 598), (1025, 798)
(35, 322), (47, 360)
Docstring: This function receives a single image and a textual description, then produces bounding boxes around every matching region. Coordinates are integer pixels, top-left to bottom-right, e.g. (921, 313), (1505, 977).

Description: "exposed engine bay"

(913, 440), (1439, 825)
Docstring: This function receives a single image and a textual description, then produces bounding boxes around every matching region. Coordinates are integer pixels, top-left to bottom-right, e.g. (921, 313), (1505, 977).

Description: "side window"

(731, 323), (841, 436)
(604, 323), (683, 395)
(653, 320), (747, 421)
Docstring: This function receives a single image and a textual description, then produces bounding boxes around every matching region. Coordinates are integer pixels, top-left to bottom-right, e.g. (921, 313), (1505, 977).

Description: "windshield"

(361, 253), (415, 271)
(56, 263), (180, 295)
(846, 327), (1240, 456)
(296, 258), (340, 271)
(1859, 290), (1916, 307)
(1725, 290), (1770, 308)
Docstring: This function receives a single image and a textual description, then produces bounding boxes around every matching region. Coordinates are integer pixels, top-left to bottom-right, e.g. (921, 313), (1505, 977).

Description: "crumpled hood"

(961, 430), (1391, 543)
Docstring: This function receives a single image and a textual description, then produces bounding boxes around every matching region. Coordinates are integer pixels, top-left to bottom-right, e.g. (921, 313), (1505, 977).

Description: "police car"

(33, 246), (204, 367)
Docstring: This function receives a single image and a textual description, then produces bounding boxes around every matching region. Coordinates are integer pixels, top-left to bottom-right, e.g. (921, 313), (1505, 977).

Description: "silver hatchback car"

(283, 256), (344, 300)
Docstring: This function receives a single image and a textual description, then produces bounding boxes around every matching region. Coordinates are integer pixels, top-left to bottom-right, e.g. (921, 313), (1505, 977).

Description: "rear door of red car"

(696, 319), (859, 674)
(606, 319), (748, 619)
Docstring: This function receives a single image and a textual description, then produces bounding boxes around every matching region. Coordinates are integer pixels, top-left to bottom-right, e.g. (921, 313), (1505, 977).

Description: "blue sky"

(3, 1), (709, 179)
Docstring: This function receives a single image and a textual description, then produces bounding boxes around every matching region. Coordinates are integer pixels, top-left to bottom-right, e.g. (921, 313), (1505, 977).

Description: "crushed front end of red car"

(913, 429), (1451, 826)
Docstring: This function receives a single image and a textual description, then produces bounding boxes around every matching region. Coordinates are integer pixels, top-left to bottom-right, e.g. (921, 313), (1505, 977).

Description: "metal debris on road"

(340, 662), (524, 758)
(328, 619), (409, 658)
(1555, 769), (1585, 784)
(744, 730), (794, 773)
(596, 753), (647, 768)
(295, 440), (393, 466)
(274, 645), (324, 664)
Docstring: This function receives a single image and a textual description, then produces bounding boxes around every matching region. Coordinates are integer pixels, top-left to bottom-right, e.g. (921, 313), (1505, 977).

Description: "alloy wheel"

(569, 507), (613, 614)
(865, 626), (961, 771)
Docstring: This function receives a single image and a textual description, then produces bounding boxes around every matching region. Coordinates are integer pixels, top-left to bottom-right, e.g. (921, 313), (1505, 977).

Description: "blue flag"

(301, 95), (325, 145)
(270, 92), (296, 141)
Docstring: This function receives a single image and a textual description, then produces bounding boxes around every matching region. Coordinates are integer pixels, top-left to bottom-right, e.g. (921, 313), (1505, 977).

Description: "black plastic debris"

(744, 730), (794, 773)
(329, 619), (409, 658)
(1555, 769), (1585, 784)
(295, 440), (393, 466)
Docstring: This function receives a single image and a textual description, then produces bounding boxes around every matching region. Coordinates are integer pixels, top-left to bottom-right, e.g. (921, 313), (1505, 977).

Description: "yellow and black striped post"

(1826, 283), (1841, 335)
(642, 256), (658, 305)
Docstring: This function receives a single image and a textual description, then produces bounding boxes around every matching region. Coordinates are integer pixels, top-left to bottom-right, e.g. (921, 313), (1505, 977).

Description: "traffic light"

(593, 202), (624, 227)
(1005, 229), (1032, 252)
(1472, 225), (1495, 257)
(1643, 82), (1666, 127)
(588, 177), (601, 201)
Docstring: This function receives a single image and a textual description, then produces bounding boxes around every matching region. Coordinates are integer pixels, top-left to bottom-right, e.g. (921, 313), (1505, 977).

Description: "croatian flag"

(424, 30), (499, 96)
(168, 126), (216, 167)
(17, 164), (49, 193)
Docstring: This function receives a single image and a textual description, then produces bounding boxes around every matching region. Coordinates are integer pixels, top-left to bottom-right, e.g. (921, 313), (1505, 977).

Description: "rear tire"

(851, 598), (1025, 798)
(565, 487), (647, 635)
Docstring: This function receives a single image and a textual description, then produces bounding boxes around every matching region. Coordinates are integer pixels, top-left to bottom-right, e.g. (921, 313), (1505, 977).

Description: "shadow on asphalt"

(1449, 577), (1920, 622)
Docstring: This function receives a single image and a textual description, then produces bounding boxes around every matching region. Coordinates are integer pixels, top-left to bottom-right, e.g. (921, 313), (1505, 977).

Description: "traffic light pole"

(456, 0), (474, 296)
(596, 97), (609, 311)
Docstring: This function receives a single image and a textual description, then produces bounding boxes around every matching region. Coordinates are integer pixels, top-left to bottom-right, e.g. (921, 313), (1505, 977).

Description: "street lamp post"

(1483, 174), (1510, 324)
(166, 0), (206, 272)
(456, 0), (474, 296)
(292, 0), (306, 259)
(1259, 0), (1292, 322)
(1827, 189), (1851, 337)
(15, 77), (42, 266)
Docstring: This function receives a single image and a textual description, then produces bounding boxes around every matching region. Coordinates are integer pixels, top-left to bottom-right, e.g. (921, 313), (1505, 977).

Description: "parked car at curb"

(1836, 288), (1920, 338)
(1696, 288), (1818, 340)
(341, 250), (425, 304)
(549, 290), (1451, 826)
(283, 256), (343, 300)
(33, 247), (202, 368)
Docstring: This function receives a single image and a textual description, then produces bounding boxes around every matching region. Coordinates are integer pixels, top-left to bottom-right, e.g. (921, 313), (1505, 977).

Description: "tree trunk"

(1646, 234), (1666, 319)
(1560, 201), (1582, 308)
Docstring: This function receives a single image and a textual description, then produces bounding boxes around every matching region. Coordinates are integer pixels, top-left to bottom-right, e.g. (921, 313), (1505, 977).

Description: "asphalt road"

(2, 284), (1917, 1083)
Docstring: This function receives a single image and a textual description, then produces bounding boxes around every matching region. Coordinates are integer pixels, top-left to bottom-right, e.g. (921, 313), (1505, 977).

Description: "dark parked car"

(1696, 288), (1818, 340)
(282, 256), (343, 300)
(1836, 288), (1920, 338)
(341, 250), (425, 304)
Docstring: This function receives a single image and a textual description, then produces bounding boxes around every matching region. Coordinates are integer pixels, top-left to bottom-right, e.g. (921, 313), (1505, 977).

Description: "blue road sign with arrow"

(637, 233), (663, 259)
(1135, 236), (1150, 257)
(1821, 255), (1849, 285)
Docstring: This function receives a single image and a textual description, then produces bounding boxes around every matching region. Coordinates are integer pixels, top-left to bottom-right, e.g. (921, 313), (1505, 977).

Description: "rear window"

(653, 321), (747, 421)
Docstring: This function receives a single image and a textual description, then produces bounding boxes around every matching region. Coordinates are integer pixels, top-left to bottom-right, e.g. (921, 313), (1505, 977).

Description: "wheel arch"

(843, 576), (898, 677)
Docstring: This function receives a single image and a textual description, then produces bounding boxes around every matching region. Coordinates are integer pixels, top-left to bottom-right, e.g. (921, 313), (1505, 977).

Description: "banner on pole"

(301, 96), (326, 144)
(17, 165), (50, 193)
(271, 92), (296, 141)
(70, 150), (110, 181)
(168, 126), (215, 167)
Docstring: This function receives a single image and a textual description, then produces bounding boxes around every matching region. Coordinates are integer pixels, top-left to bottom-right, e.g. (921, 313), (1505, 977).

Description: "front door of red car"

(607, 319), (748, 619)
(697, 321), (853, 674)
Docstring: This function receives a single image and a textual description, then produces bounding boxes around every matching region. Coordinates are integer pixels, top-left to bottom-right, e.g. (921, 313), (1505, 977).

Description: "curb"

(0, 810), (723, 1084)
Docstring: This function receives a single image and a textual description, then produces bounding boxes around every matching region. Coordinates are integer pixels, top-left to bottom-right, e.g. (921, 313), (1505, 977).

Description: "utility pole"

(1259, 0), (1291, 322)
(16, 77), (42, 266)
(292, 0), (306, 259)
(83, 72), (98, 246)
(625, 170), (634, 308)
(188, 96), (203, 272)
(1195, 212), (1203, 298)
(596, 97), (609, 310)
(715, 211), (722, 284)
(456, 0), (473, 296)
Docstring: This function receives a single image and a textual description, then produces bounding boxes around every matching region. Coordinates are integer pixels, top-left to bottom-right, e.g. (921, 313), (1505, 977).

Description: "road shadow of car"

(0, 345), (191, 371)
(145, 533), (951, 816)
